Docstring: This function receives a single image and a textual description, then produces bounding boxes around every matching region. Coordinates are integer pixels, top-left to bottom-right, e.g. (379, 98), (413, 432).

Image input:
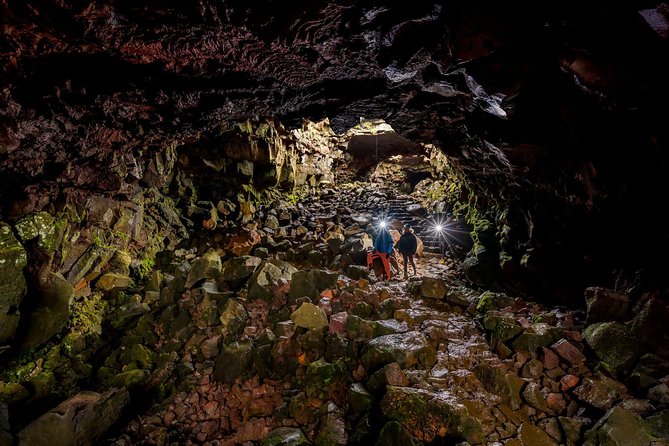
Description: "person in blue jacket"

(370, 223), (399, 279)
(374, 225), (394, 255)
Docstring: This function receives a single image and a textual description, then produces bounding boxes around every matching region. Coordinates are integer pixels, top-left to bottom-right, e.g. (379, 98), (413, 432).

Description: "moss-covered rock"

(17, 388), (129, 446)
(304, 359), (349, 397)
(476, 291), (515, 313)
(473, 362), (526, 408)
(511, 324), (561, 353)
(584, 406), (662, 446)
(114, 369), (149, 389)
(345, 315), (396, 341)
(381, 386), (484, 444)
(220, 255), (262, 287)
(419, 277), (448, 300)
(0, 222), (27, 343)
(291, 302), (328, 330)
(583, 321), (639, 376)
(0, 381), (30, 405)
(96, 272), (132, 293)
(315, 413), (348, 446)
(14, 212), (60, 253)
(248, 259), (297, 301)
(361, 331), (436, 372)
(290, 269), (338, 302)
(375, 421), (418, 446)
(518, 422), (558, 446)
(219, 299), (248, 337)
(262, 427), (310, 446)
(185, 250), (222, 288)
(22, 272), (74, 349)
(213, 341), (254, 384)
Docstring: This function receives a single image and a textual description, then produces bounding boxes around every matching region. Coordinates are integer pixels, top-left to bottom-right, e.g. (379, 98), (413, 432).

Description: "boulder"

(445, 286), (479, 307)
(262, 427), (310, 446)
(96, 272), (131, 292)
(473, 363), (526, 408)
(347, 383), (374, 415)
(291, 303), (329, 330)
(551, 339), (586, 365)
(344, 265), (369, 280)
(584, 406), (662, 446)
(476, 291), (515, 312)
(483, 311), (523, 342)
(630, 354), (669, 392)
(265, 215), (280, 230)
(583, 321), (638, 375)
(22, 272), (74, 348)
(325, 232), (345, 255)
(511, 324), (561, 353)
(366, 363), (410, 395)
(214, 341), (254, 384)
(646, 410), (669, 443)
(419, 277), (448, 299)
(375, 421), (419, 446)
(361, 331), (436, 371)
(248, 260), (297, 301)
(185, 251), (222, 288)
(0, 222), (27, 343)
(315, 412), (348, 446)
(649, 383), (669, 405)
(219, 299), (248, 336)
(630, 296), (669, 358)
(380, 386), (484, 444)
(345, 315), (398, 341)
(518, 422), (559, 446)
(220, 255), (262, 287)
(574, 373), (629, 411)
(585, 287), (630, 324)
(290, 269), (338, 302)
(17, 389), (129, 446)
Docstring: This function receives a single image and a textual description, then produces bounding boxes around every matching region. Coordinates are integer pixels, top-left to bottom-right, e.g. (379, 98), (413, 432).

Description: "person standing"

(397, 224), (418, 279)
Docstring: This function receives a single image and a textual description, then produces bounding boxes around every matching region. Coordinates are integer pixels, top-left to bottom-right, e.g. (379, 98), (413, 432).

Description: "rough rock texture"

(1, 2), (669, 302)
(17, 388), (129, 446)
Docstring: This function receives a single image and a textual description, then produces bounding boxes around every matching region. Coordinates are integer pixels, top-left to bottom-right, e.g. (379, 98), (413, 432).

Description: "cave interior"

(1, 2), (669, 445)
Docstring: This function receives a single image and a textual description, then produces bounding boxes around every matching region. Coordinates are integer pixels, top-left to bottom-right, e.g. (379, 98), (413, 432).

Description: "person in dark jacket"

(397, 224), (418, 279)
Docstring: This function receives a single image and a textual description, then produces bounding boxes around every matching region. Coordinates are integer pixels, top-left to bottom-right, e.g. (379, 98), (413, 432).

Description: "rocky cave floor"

(5, 183), (669, 446)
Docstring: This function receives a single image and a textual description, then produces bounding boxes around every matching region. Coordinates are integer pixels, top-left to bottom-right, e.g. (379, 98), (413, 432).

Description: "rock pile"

(2, 186), (668, 446)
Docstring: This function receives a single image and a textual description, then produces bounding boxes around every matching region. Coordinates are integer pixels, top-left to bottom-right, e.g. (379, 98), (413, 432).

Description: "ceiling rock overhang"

(1, 1), (669, 287)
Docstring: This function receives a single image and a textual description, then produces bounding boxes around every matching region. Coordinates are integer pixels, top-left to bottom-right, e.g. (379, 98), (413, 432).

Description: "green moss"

(68, 292), (106, 339)
(476, 291), (494, 313)
(135, 256), (155, 281)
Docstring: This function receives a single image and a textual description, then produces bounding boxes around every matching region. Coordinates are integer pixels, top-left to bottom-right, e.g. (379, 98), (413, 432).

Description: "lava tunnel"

(2, 1), (669, 445)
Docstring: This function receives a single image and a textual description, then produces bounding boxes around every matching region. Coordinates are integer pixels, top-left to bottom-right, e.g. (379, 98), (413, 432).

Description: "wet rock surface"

(3, 185), (661, 445)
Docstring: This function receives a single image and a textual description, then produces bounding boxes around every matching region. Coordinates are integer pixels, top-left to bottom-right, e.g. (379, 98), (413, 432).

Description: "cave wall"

(2, 1), (669, 299)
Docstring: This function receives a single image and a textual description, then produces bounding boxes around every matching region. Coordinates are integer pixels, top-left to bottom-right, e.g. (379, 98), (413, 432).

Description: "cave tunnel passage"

(2, 114), (642, 446)
(3, 1), (669, 444)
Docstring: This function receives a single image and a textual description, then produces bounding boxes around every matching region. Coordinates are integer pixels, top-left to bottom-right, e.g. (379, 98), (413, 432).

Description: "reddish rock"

(560, 375), (579, 392)
(545, 393), (566, 413)
(203, 401), (219, 417)
(551, 339), (585, 365)
(563, 331), (583, 342)
(329, 312), (348, 334)
(542, 347), (560, 370)
(163, 411), (176, 424)
(246, 397), (277, 418)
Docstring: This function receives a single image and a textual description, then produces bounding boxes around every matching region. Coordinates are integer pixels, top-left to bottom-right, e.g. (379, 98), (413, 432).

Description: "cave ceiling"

(1, 1), (668, 226)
